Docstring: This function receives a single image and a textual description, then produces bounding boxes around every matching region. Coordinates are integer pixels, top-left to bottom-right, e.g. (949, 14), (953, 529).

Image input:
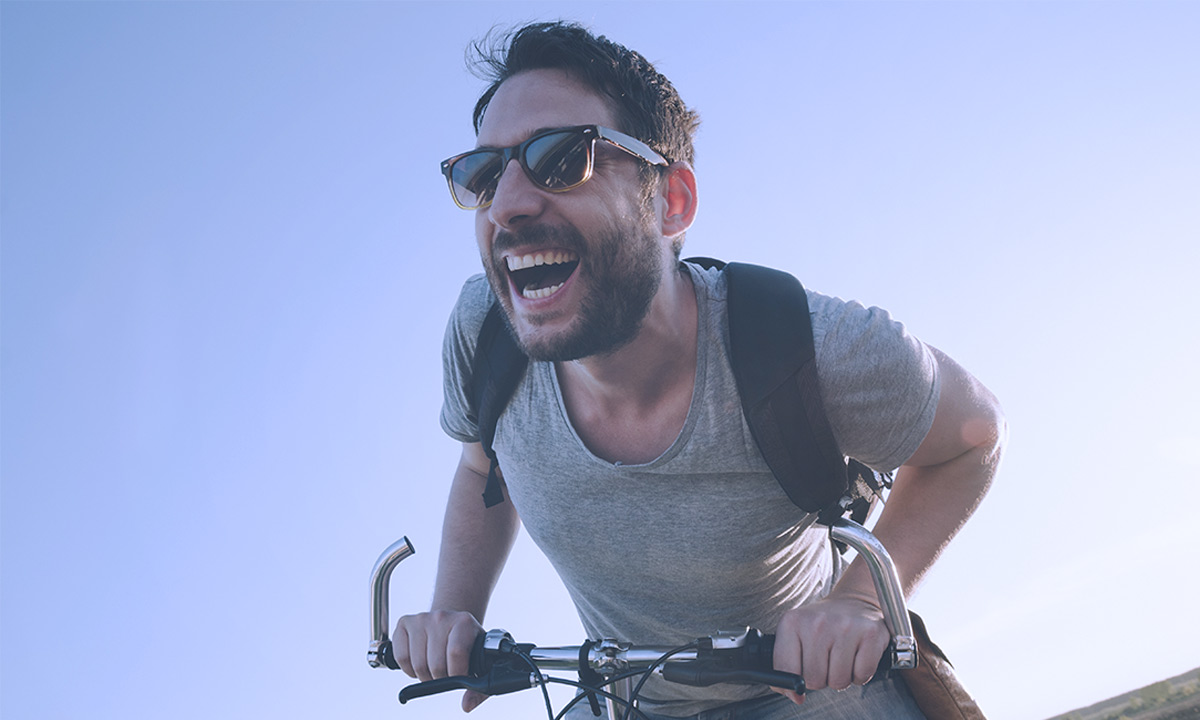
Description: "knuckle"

(874, 626), (891, 646)
(393, 639), (411, 662)
(776, 609), (806, 633)
(428, 609), (473, 630)
(429, 657), (448, 679)
(397, 612), (431, 634)
(412, 657), (432, 682)
(447, 643), (471, 674)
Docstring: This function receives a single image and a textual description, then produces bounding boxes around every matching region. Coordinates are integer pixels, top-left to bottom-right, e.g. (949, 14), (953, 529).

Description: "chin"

(511, 323), (589, 363)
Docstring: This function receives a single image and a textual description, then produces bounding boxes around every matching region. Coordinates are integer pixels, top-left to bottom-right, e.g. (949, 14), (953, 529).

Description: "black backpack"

(468, 259), (887, 526)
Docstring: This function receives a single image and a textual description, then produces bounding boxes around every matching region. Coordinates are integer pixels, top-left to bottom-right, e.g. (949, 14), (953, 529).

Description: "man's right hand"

(393, 610), (488, 712)
(397, 443), (521, 713)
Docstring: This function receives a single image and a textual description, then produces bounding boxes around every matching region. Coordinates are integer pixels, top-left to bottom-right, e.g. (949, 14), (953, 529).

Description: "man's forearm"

(833, 346), (1006, 605)
(431, 448), (521, 621)
(833, 441), (998, 605)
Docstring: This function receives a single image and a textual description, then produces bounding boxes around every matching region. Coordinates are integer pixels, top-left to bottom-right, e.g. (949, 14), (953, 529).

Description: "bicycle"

(367, 518), (917, 720)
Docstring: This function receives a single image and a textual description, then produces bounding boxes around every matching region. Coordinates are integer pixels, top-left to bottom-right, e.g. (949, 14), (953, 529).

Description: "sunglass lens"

(525, 131), (590, 190)
(450, 151), (505, 209)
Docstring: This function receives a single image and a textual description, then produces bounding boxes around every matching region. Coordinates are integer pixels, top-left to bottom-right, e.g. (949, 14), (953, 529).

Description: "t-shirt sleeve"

(439, 274), (496, 444)
(808, 291), (941, 472)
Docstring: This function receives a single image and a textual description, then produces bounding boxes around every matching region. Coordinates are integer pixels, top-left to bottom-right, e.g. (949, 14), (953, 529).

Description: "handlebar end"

(891, 635), (917, 670)
(368, 639), (400, 670)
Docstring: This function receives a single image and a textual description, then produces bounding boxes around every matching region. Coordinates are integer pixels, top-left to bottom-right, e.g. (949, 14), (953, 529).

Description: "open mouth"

(506, 250), (580, 299)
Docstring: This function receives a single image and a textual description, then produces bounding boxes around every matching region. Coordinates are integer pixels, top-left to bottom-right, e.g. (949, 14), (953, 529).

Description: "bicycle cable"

(510, 646), (555, 720)
(546, 675), (655, 720)
(620, 642), (698, 720)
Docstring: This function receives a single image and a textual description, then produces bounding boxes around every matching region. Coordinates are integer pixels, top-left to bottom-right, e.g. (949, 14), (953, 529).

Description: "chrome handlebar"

(367, 517), (916, 673)
(367, 536), (415, 669)
(827, 518), (916, 669)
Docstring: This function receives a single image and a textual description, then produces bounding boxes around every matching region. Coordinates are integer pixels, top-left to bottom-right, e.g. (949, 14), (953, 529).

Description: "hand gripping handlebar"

(367, 517), (917, 681)
(827, 518), (917, 669)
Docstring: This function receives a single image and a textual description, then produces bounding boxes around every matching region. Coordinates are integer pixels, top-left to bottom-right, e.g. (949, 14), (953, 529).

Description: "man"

(394, 22), (1005, 719)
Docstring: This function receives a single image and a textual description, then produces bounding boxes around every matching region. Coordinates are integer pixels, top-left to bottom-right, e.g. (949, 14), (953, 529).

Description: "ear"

(660, 162), (698, 238)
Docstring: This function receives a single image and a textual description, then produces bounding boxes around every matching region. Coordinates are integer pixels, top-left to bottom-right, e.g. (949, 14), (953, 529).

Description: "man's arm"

(392, 441), (520, 712)
(773, 347), (1006, 699)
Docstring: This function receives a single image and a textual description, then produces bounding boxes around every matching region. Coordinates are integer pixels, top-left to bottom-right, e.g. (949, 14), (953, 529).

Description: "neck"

(558, 262), (698, 411)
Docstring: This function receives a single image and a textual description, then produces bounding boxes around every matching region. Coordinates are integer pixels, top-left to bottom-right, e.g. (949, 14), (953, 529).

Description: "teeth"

(506, 250), (578, 271)
(522, 282), (564, 299)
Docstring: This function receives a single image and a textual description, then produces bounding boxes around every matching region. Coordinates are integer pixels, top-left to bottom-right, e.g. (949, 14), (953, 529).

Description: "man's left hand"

(770, 594), (892, 703)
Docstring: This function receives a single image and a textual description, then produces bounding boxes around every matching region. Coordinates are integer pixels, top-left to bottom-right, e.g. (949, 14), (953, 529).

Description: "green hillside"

(1047, 667), (1200, 720)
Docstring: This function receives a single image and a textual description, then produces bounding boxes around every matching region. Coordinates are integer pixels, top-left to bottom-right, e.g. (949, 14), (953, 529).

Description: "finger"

(826, 638), (856, 692)
(408, 622), (434, 682)
(392, 620), (415, 678)
(446, 620), (479, 677)
(426, 622), (450, 680)
(772, 615), (803, 676)
(771, 617), (806, 704)
(769, 685), (806, 706)
(800, 635), (830, 691)
(852, 628), (892, 685)
(462, 689), (489, 713)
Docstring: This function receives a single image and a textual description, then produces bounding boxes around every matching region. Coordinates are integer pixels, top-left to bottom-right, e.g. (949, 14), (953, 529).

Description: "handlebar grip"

(735, 669), (805, 695)
(661, 664), (805, 695)
(378, 640), (400, 670)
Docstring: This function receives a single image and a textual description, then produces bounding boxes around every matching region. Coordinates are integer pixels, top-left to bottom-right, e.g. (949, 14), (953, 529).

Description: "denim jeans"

(565, 674), (925, 720)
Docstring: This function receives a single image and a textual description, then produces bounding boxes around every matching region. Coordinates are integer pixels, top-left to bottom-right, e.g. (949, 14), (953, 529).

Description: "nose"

(486, 158), (546, 230)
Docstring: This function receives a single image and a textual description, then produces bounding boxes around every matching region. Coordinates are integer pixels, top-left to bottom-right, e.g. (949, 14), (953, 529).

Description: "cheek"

(474, 213), (492, 257)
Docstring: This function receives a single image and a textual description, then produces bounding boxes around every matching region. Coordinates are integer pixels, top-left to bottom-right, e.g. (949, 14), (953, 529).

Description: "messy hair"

(468, 21), (700, 179)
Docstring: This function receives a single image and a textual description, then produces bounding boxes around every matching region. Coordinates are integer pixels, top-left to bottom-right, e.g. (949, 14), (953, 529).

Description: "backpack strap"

(468, 259), (884, 520)
(469, 302), (528, 508)
(718, 262), (850, 515)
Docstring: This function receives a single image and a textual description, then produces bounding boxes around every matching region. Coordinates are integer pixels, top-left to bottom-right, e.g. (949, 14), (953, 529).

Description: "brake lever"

(398, 663), (536, 704)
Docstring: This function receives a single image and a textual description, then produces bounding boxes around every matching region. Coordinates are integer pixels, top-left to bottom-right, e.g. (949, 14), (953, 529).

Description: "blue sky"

(2, 2), (1198, 719)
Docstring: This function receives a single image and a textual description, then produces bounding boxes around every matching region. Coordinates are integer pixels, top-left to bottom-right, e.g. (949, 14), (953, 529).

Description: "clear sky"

(2, 2), (1197, 719)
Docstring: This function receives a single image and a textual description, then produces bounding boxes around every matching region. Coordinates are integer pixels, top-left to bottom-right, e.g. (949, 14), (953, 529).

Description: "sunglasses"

(440, 125), (669, 210)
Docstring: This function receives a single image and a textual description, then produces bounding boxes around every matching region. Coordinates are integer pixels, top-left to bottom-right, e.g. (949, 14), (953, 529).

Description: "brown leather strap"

(900, 612), (988, 720)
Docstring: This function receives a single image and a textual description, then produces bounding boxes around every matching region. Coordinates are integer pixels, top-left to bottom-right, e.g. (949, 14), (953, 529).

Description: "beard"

(483, 216), (663, 363)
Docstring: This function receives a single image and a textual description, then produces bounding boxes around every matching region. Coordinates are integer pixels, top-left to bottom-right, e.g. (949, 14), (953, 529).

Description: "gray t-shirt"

(440, 262), (939, 714)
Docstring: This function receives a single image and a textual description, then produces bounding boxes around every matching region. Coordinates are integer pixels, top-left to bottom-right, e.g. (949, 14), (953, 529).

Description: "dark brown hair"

(468, 21), (700, 176)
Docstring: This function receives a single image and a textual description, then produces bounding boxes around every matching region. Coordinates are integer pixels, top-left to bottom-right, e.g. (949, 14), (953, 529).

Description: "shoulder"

(806, 288), (905, 345)
(448, 274), (496, 341)
(805, 289), (930, 371)
(442, 273), (500, 365)
(805, 288), (940, 470)
(439, 274), (497, 442)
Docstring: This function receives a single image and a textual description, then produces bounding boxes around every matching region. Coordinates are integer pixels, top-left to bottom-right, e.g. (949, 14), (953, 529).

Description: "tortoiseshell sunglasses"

(440, 125), (668, 210)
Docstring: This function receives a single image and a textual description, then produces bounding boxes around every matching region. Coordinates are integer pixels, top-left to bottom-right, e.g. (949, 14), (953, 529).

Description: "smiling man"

(393, 22), (1005, 720)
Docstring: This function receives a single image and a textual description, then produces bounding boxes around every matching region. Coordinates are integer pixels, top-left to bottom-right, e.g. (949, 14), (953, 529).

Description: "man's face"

(473, 69), (667, 362)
